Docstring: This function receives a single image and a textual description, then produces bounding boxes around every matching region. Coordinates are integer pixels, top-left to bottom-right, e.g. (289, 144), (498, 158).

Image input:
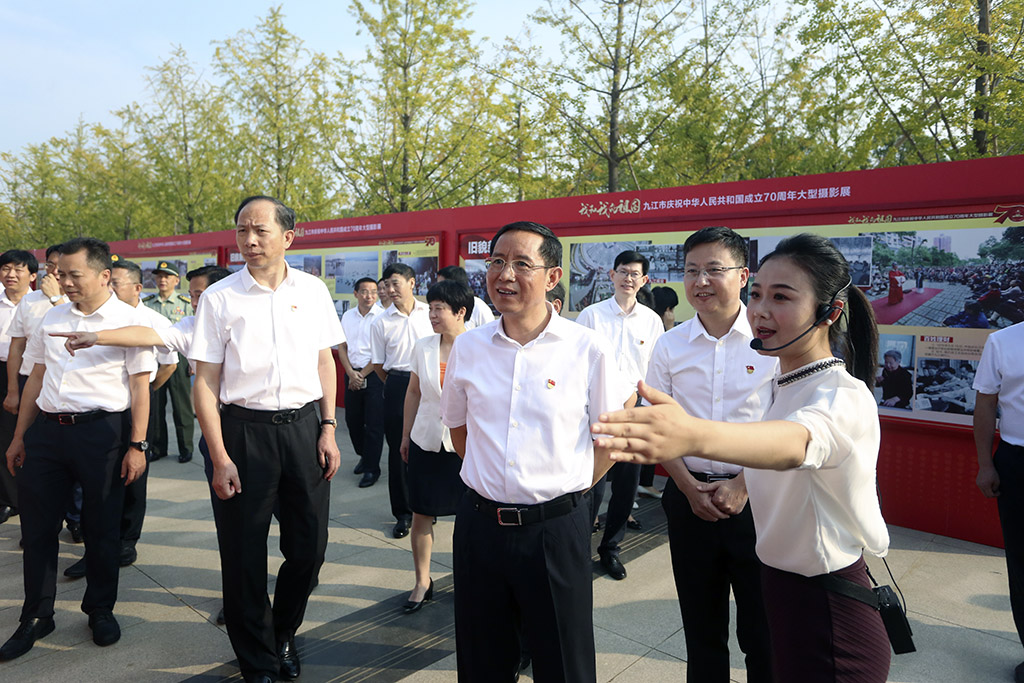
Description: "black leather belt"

(471, 490), (581, 526)
(689, 471), (738, 483)
(222, 402), (315, 425)
(43, 410), (110, 425)
(386, 370), (411, 378)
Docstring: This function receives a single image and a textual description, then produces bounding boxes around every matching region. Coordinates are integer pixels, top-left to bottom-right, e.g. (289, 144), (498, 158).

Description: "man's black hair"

(426, 280), (475, 319)
(382, 262), (416, 281)
(682, 226), (748, 265)
(0, 250), (39, 274)
(651, 286), (679, 317)
(546, 281), (566, 306)
(59, 237), (112, 273)
(489, 221), (561, 268)
(234, 195), (296, 233)
(613, 250), (649, 275)
(437, 265), (470, 286)
(45, 243), (63, 260)
(111, 259), (144, 284)
(354, 277), (377, 291)
(187, 265), (231, 287)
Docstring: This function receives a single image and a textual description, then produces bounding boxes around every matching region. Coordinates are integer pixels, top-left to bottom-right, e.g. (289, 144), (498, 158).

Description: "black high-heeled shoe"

(402, 579), (434, 614)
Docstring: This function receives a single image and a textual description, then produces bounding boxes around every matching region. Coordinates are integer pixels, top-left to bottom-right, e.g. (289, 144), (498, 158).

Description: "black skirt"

(407, 439), (466, 517)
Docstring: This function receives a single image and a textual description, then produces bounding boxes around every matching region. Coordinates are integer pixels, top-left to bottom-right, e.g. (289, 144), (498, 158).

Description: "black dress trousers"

(995, 440), (1024, 647)
(453, 491), (596, 683)
(212, 406), (329, 680)
(19, 410), (130, 620)
(344, 371), (385, 475)
(661, 477), (773, 683)
(382, 372), (411, 522)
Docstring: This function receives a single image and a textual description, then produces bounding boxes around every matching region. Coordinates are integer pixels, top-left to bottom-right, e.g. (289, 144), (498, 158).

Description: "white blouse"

(745, 359), (890, 577)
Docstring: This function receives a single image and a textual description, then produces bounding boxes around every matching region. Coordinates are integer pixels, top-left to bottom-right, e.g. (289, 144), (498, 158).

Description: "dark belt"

(221, 402), (315, 425)
(471, 490), (581, 526)
(386, 370), (411, 378)
(689, 471), (738, 483)
(43, 410), (111, 426)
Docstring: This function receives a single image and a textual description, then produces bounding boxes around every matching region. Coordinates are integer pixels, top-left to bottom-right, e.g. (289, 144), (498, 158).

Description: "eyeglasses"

(485, 258), (551, 275)
(683, 266), (744, 280)
(614, 269), (644, 281)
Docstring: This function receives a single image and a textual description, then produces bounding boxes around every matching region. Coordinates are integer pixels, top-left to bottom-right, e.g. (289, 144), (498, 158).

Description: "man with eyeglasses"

(575, 250), (663, 580)
(644, 226), (775, 683)
(441, 221), (625, 682)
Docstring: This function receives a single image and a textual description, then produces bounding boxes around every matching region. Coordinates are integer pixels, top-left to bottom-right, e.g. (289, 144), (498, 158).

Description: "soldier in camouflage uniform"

(144, 261), (194, 463)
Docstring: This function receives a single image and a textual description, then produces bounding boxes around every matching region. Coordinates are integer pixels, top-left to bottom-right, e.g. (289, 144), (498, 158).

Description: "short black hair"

(682, 226), (748, 266)
(234, 195), (296, 233)
(187, 265), (231, 287)
(437, 265), (470, 286)
(546, 281), (566, 306)
(490, 221), (561, 268)
(45, 244), (63, 260)
(427, 279), (475, 319)
(383, 262), (415, 281)
(59, 237), (112, 273)
(613, 250), (649, 275)
(111, 259), (143, 284)
(354, 277), (377, 291)
(651, 286), (679, 317)
(0, 250), (39, 274)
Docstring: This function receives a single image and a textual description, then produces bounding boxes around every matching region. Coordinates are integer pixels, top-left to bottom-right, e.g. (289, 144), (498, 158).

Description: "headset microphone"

(749, 277), (853, 353)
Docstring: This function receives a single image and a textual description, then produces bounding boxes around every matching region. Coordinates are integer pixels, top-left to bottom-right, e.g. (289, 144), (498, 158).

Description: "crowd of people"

(1, 203), (1020, 683)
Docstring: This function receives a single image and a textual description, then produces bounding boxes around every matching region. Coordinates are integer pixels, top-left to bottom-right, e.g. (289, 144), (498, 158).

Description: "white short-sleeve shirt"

(134, 302), (178, 367)
(576, 297), (664, 394)
(745, 361), (890, 576)
(369, 300), (433, 372)
(189, 264), (345, 410)
(26, 293), (157, 413)
(157, 316), (196, 372)
(644, 307), (777, 475)
(0, 292), (19, 361)
(465, 296), (495, 330)
(974, 321), (1024, 446)
(7, 290), (69, 375)
(441, 305), (628, 504)
(341, 304), (384, 369)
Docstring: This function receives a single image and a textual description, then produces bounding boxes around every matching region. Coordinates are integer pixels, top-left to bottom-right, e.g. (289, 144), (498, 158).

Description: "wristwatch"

(49, 295), (62, 304)
(320, 418), (338, 428)
(129, 440), (149, 451)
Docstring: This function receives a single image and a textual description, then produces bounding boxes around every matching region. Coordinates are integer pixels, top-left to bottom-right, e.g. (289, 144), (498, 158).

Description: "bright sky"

(0, 1), (543, 155)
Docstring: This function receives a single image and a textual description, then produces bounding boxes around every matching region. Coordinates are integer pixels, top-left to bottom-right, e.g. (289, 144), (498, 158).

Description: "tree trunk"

(607, 0), (625, 193)
(973, 0), (991, 156)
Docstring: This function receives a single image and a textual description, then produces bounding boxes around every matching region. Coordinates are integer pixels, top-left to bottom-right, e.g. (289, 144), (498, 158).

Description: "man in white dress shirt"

(0, 250), (38, 523)
(576, 249), (663, 580)
(1, 237), (154, 661)
(370, 262), (432, 539)
(191, 196), (343, 683)
(437, 265), (495, 329)
(644, 226), (774, 683)
(338, 277), (386, 487)
(974, 320), (1024, 683)
(441, 221), (624, 682)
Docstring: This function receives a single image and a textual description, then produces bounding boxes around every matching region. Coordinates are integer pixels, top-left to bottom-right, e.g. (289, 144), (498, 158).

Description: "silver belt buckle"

(496, 507), (523, 526)
(706, 473), (732, 482)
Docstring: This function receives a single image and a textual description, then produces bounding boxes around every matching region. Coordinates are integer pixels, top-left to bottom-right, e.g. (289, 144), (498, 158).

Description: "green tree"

(93, 122), (158, 241)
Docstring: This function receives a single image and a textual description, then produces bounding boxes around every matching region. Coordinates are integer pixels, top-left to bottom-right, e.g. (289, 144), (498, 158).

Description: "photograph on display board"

(915, 357), (978, 415)
(859, 226), (1024, 329)
(327, 250), (379, 294)
(285, 253), (323, 277)
(637, 243), (684, 283)
(830, 236), (873, 286)
(876, 333), (915, 411)
(464, 259), (492, 310)
(569, 240), (651, 312)
(382, 249), (439, 295)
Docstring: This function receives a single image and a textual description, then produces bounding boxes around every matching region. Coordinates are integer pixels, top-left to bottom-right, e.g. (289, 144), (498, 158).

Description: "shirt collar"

(0, 293), (15, 308)
(607, 296), (637, 318)
(239, 263), (296, 292)
(689, 303), (753, 343)
(493, 302), (567, 346)
(70, 291), (118, 319)
(386, 298), (426, 317)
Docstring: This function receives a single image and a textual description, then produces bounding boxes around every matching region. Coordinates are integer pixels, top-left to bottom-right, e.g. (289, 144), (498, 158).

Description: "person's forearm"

(688, 418), (808, 470)
(661, 456), (696, 489)
(128, 374), (150, 442)
(194, 362), (229, 466)
(151, 363), (176, 390)
(372, 363), (387, 382)
(317, 349), (338, 422)
(974, 393), (999, 469)
(451, 425), (467, 459)
(337, 344), (355, 375)
(401, 380), (421, 443)
(96, 325), (165, 348)
(5, 338), (23, 396)
(12, 369), (43, 440)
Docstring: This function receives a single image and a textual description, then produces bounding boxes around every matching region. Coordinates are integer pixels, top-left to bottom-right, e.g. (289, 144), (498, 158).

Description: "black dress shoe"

(626, 518), (643, 531)
(278, 637), (300, 680)
(600, 553), (627, 580)
(358, 471), (379, 488)
(66, 519), (83, 543)
(392, 519), (410, 539)
(0, 617), (55, 661)
(0, 506), (11, 524)
(353, 460), (366, 475)
(402, 579), (434, 614)
(178, 451), (193, 463)
(147, 451), (167, 462)
(64, 556), (87, 578)
(245, 675), (275, 683)
(1015, 660), (1024, 683)
(119, 544), (138, 567)
(88, 611), (120, 646)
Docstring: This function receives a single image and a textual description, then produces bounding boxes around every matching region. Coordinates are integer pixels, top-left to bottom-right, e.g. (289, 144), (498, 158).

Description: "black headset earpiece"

(814, 303), (836, 325)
